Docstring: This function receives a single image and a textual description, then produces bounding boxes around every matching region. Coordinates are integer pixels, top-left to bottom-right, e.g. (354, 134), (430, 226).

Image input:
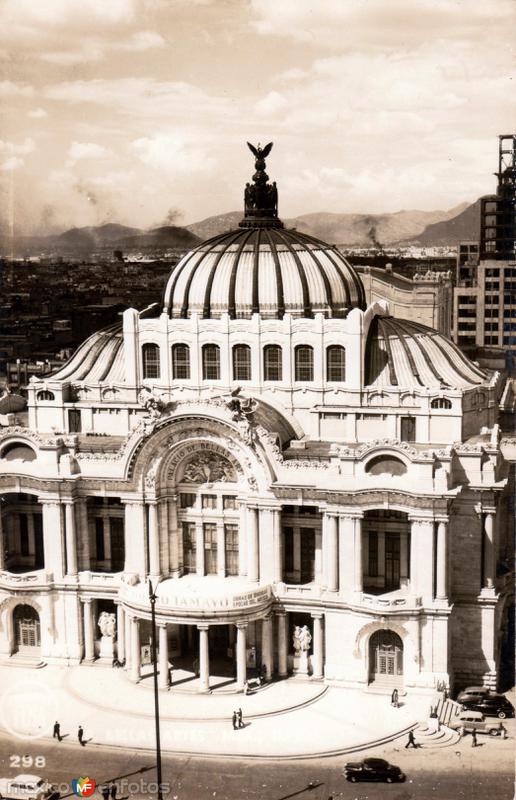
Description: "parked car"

(344, 758), (405, 783)
(449, 710), (503, 736)
(0, 775), (56, 800)
(456, 686), (491, 703)
(461, 695), (514, 719)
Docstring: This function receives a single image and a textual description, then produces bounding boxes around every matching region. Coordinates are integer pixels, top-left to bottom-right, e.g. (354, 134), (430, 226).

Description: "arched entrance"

(369, 629), (403, 686)
(13, 604), (41, 653)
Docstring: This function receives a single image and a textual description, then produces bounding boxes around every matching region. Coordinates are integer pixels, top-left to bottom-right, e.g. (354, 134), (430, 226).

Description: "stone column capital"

(310, 612), (324, 620)
(338, 511), (364, 521)
(197, 623), (210, 631)
(236, 621), (248, 630)
(81, 597), (93, 605)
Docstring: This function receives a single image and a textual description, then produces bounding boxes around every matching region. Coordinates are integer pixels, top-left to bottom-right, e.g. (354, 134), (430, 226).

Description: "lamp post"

(148, 578), (163, 800)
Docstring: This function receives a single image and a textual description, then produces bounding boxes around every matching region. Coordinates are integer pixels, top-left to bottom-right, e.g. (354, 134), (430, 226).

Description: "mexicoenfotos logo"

(72, 778), (96, 798)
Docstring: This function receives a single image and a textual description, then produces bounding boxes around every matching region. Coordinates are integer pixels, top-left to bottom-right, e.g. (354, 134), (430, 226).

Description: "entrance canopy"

(120, 575), (273, 624)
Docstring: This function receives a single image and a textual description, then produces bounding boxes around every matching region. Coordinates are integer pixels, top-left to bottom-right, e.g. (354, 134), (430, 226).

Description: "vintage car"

(460, 694), (515, 719)
(0, 775), (56, 800)
(449, 710), (503, 736)
(456, 686), (491, 704)
(344, 758), (405, 783)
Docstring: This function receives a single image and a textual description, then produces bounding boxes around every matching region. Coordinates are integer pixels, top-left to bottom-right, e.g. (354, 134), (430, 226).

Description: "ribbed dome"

(365, 316), (488, 389)
(163, 227), (366, 320)
(51, 323), (124, 383)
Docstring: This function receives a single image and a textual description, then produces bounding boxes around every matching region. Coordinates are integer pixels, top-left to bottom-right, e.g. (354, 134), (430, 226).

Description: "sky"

(0, 0), (514, 234)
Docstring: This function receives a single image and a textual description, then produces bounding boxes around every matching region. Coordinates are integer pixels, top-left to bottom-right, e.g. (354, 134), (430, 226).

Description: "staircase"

(412, 721), (461, 748)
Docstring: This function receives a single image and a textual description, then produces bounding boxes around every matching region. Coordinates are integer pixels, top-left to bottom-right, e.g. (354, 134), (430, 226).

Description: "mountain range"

(1, 200), (480, 257)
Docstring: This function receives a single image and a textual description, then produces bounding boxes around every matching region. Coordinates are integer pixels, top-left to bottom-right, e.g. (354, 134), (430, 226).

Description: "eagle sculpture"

(247, 142), (273, 159)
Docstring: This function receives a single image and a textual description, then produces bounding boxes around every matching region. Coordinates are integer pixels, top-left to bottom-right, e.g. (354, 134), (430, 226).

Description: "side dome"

(163, 142), (365, 320)
(365, 315), (488, 389)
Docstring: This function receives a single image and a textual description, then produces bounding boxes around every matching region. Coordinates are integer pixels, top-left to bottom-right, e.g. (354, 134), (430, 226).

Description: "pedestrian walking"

(391, 689), (399, 708)
(110, 784), (117, 800)
(405, 730), (418, 749)
(53, 721), (61, 742)
(501, 724), (508, 739)
(471, 730), (478, 747)
(237, 708), (244, 729)
(101, 787), (109, 800)
(232, 711), (238, 730)
(78, 725), (86, 746)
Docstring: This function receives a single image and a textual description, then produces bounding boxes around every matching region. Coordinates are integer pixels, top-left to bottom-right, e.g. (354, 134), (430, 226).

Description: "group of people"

(101, 785), (118, 800)
(232, 708), (245, 730)
(52, 721), (88, 747)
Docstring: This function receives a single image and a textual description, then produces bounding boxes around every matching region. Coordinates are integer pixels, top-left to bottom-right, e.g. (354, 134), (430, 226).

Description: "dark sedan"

(344, 758), (405, 783)
(461, 694), (514, 719)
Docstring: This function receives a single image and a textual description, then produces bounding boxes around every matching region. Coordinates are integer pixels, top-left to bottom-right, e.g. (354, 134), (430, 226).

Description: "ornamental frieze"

(271, 485), (451, 512)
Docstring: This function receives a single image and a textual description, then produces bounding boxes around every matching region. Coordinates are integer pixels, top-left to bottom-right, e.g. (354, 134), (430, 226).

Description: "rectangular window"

(172, 344), (190, 380)
(202, 494), (217, 509)
(180, 493), (196, 509)
(183, 522), (196, 573)
(110, 517), (125, 572)
(368, 531), (378, 577)
(95, 517), (105, 560)
(295, 346), (314, 381)
(284, 526), (294, 572)
(223, 495), (237, 510)
(225, 524), (239, 576)
(263, 345), (282, 381)
(400, 416), (416, 442)
(202, 345), (220, 380)
(204, 523), (217, 575)
(232, 345), (252, 381)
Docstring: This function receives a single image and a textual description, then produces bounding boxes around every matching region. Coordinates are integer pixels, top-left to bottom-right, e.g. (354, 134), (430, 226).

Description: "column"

(353, 516), (363, 593)
(338, 515), (355, 593)
(216, 522), (226, 577)
(65, 502), (78, 576)
(277, 612), (288, 677)
(196, 522), (205, 576)
(325, 514), (339, 592)
(236, 623), (247, 691)
(247, 506), (259, 582)
(198, 625), (210, 692)
(311, 614), (324, 679)
(78, 499), (90, 571)
(103, 514), (112, 564)
(483, 512), (495, 589)
(130, 616), (141, 682)
(148, 502), (160, 577)
(27, 513), (35, 557)
(400, 532), (409, 585)
(0, 507), (5, 571)
(124, 610), (132, 669)
(238, 501), (247, 577)
(123, 501), (146, 576)
(82, 599), (95, 662)
(436, 519), (448, 599)
(41, 500), (65, 579)
(168, 495), (180, 577)
(116, 604), (125, 663)
(410, 517), (434, 601)
(273, 509), (282, 583)
(158, 624), (169, 689)
(261, 615), (273, 680)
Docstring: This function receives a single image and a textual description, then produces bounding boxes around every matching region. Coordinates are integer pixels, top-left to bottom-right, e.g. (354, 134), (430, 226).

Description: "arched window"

(36, 390), (55, 401)
(263, 345), (282, 381)
(430, 397), (452, 409)
(202, 344), (220, 380)
(326, 345), (346, 382)
(295, 345), (314, 382)
(142, 343), (160, 379)
(232, 344), (251, 381)
(172, 343), (190, 380)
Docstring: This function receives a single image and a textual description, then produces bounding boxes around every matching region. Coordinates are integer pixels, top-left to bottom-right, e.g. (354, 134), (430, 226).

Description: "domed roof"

(365, 316), (488, 390)
(50, 323), (124, 383)
(163, 142), (365, 320)
(163, 227), (365, 320)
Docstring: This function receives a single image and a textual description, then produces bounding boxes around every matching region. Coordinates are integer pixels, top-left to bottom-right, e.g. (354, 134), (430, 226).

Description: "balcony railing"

(0, 569), (53, 588)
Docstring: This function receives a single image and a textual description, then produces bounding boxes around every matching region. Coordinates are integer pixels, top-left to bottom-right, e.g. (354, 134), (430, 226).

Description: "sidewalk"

(0, 663), (431, 759)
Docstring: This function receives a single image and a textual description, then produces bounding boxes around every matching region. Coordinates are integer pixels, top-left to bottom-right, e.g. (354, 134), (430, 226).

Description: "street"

(0, 731), (513, 800)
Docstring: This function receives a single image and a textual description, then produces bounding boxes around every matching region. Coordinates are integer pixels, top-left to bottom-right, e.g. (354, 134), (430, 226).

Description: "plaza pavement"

(0, 663), (436, 758)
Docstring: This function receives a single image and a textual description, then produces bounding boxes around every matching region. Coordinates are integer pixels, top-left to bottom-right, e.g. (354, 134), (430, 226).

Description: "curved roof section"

(365, 316), (488, 390)
(163, 227), (366, 320)
(50, 323), (125, 383)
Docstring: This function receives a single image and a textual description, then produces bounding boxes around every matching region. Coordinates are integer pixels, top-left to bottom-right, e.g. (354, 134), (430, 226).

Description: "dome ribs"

(376, 317), (399, 386)
(429, 333), (485, 385)
(394, 318), (446, 386)
(203, 230), (245, 318)
(250, 228), (262, 315)
(166, 248), (200, 317)
(181, 230), (235, 318)
(293, 230), (350, 310)
(290, 232), (335, 315)
(383, 317), (424, 387)
(97, 335), (124, 382)
(329, 244), (367, 310)
(274, 229), (312, 317)
(228, 229), (255, 319)
(263, 228), (285, 319)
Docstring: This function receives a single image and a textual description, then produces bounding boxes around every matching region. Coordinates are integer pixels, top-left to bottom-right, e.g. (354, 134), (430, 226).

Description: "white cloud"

(0, 80), (33, 97)
(130, 133), (215, 173)
(67, 141), (111, 161)
(27, 108), (48, 119)
(0, 156), (25, 172)
(255, 91), (287, 116)
(119, 31), (166, 51)
(0, 138), (35, 155)
(40, 30), (166, 65)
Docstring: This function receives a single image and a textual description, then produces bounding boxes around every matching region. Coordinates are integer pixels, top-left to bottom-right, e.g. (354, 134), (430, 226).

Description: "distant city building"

(453, 135), (516, 351)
